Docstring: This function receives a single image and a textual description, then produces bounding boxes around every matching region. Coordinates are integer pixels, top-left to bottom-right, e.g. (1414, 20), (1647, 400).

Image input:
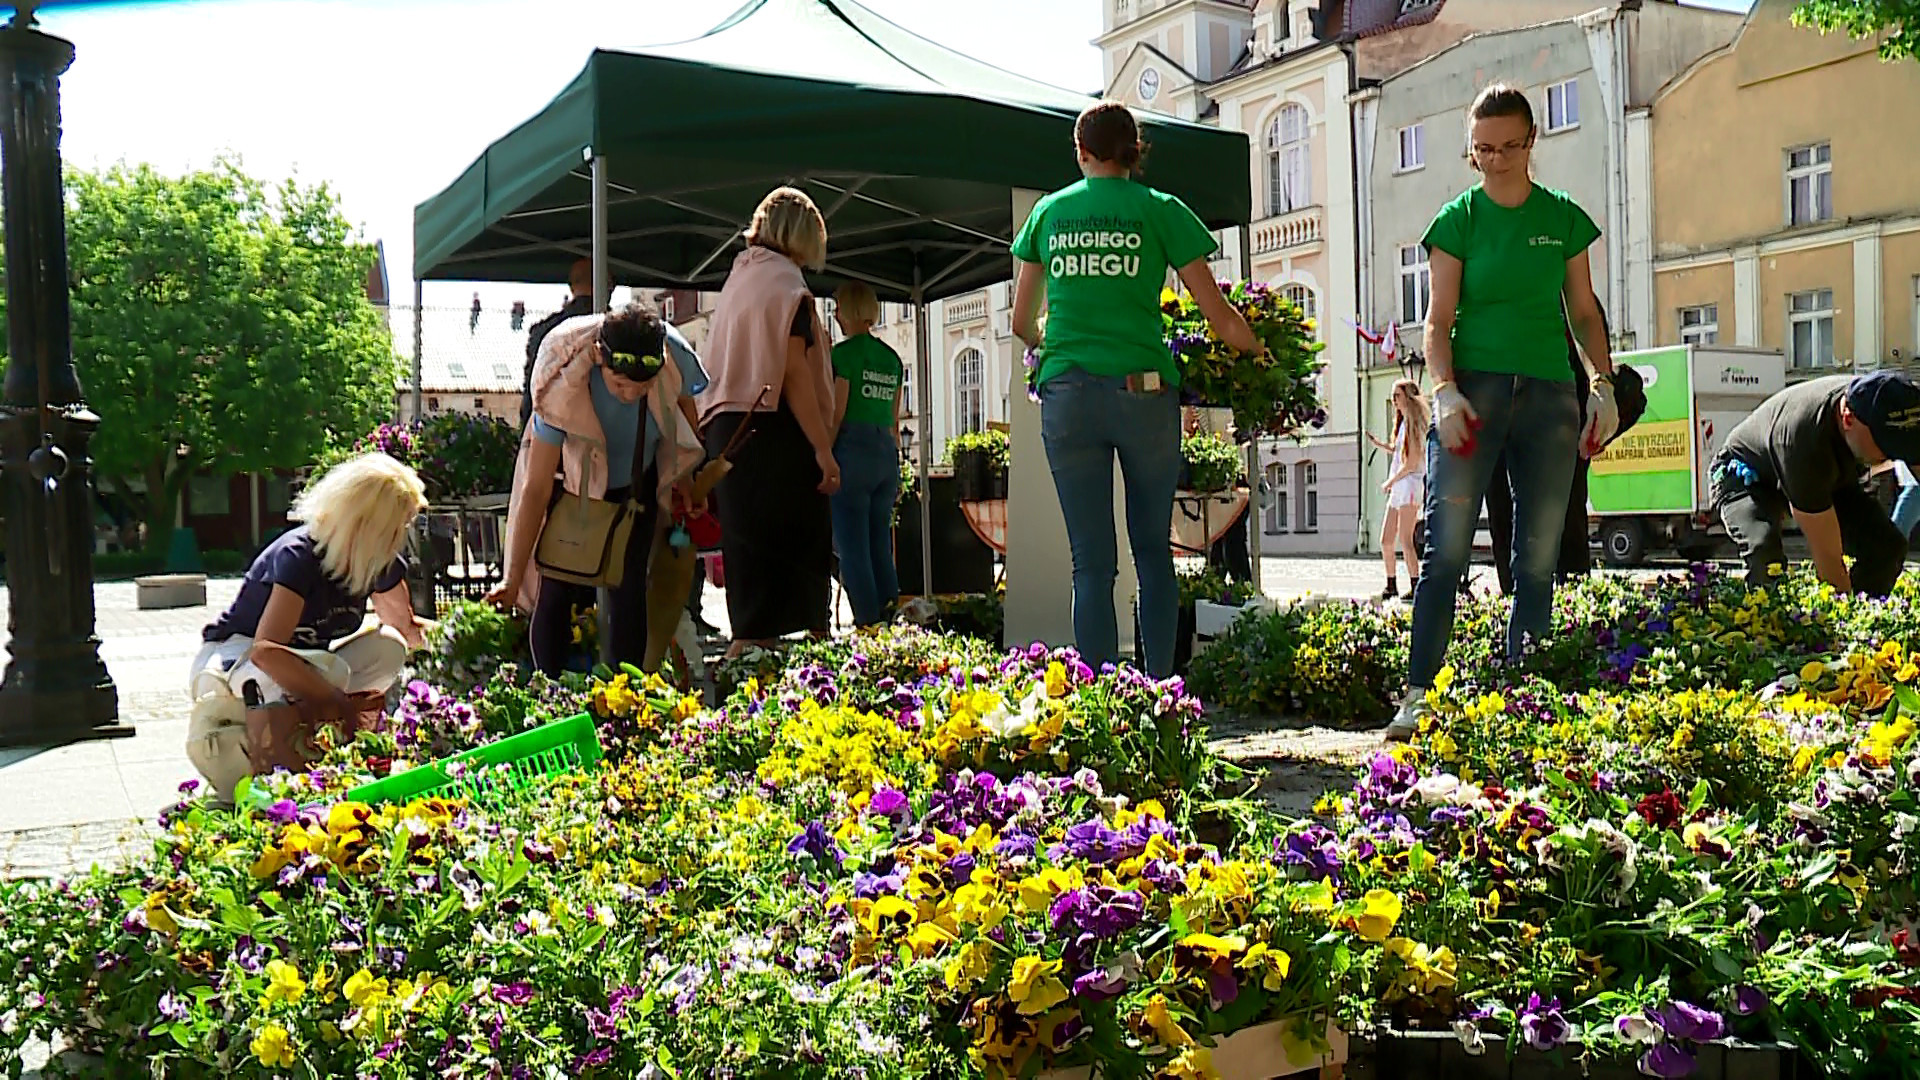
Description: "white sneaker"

(1384, 688), (1429, 742)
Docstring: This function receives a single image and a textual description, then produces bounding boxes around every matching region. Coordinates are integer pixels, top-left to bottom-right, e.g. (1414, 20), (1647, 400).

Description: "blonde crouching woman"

(186, 453), (431, 803)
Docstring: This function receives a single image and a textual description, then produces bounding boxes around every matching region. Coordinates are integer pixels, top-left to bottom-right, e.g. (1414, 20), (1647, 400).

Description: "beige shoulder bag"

(534, 437), (644, 588)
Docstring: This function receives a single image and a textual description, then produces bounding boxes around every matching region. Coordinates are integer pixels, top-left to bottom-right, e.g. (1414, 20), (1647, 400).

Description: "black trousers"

(529, 470), (660, 675)
(705, 403), (832, 640)
(1713, 460), (1907, 597)
(1207, 502), (1253, 584)
(1483, 453), (1592, 596)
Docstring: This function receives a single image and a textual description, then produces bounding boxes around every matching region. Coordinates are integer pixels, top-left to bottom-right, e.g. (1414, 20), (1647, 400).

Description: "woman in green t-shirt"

(1009, 102), (1259, 677)
(828, 280), (906, 627)
(1389, 84), (1620, 740)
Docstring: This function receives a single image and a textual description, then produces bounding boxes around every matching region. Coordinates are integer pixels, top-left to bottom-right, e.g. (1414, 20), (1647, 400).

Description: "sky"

(28, 0), (1755, 314)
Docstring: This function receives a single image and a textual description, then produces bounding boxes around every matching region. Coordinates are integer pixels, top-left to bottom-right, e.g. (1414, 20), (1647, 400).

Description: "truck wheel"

(1600, 519), (1646, 567)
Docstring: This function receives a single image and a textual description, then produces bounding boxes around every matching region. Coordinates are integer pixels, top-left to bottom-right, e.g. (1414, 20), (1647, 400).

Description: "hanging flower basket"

(1165, 280), (1327, 440)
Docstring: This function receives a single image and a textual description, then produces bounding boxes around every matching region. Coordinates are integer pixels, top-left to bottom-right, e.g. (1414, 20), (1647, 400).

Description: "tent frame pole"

(913, 261), (934, 599)
(590, 154), (610, 311)
(1239, 226), (1262, 597)
(410, 279), (424, 422)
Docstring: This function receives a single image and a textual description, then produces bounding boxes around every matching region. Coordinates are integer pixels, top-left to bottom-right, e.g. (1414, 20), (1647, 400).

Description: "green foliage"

(942, 428), (1009, 472)
(1793, 0), (1920, 60)
(1164, 279), (1326, 439)
(39, 159), (397, 550)
(310, 414), (518, 504)
(414, 600), (532, 698)
(1180, 432), (1245, 494)
(1177, 566), (1257, 608)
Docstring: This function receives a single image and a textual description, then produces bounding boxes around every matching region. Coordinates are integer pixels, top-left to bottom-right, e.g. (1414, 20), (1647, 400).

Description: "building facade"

(1641, 0), (1920, 378)
(1352, 1), (1740, 546)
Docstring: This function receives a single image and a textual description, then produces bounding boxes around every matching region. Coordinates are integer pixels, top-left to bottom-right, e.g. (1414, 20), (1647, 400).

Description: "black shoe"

(1381, 580), (1399, 601)
(1408, 575), (1420, 597)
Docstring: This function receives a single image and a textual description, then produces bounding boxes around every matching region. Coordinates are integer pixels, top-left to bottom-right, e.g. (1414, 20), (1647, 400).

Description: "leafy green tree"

(1, 159), (397, 551)
(1794, 0), (1920, 61)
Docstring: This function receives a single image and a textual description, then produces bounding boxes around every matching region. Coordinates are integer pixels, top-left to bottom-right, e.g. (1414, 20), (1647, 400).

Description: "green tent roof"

(412, 0), (1251, 303)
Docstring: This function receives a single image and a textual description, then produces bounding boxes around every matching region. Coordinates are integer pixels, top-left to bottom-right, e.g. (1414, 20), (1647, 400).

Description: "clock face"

(1138, 67), (1160, 101)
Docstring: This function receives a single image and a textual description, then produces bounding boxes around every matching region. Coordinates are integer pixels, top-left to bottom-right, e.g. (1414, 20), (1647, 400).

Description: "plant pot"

(987, 467), (1009, 501)
(1195, 599), (1258, 639)
(1369, 1028), (1814, 1080)
(954, 449), (992, 502)
(1039, 1017), (1346, 1079)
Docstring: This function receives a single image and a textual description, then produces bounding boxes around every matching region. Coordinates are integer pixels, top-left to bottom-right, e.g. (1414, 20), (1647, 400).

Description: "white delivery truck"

(1586, 345), (1787, 566)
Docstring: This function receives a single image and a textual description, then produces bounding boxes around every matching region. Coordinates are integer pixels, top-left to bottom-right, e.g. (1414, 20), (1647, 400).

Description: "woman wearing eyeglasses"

(1387, 83), (1618, 740)
(490, 299), (708, 675)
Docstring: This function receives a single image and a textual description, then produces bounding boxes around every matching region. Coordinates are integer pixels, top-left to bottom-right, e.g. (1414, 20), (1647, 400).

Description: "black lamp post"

(0, 5), (126, 745)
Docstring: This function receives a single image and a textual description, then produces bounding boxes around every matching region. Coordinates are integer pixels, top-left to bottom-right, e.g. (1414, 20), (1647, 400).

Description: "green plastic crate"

(341, 712), (603, 808)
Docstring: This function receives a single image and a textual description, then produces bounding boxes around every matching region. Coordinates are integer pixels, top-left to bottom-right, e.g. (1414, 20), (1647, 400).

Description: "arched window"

(1281, 283), (1317, 328)
(955, 348), (984, 435)
(1296, 460), (1319, 533)
(1266, 105), (1311, 217)
(1264, 463), (1289, 534)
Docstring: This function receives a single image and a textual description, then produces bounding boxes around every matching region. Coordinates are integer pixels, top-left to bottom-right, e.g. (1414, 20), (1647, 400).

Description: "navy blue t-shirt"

(203, 526), (407, 648)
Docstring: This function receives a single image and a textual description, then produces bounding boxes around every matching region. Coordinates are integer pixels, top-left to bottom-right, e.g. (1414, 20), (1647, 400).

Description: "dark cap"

(1847, 372), (1920, 464)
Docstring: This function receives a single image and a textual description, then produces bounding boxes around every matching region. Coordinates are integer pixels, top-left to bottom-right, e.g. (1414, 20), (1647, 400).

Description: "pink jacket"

(508, 313), (704, 610)
(696, 246), (833, 425)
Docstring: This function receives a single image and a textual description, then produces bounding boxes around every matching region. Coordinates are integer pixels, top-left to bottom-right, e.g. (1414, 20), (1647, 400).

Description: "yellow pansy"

(262, 959), (306, 1006)
(1139, 993), (1194, 1048)
(1045, 661), (1069, 698)
(251, 1023), (295, 1068)
(343, 968), (390, 1009)
(1017, 867), (1084, 914)
(944, 939), (995, 992)
(1238, 942), (1291, 990)
(1162, 1045), (1217, 1079)
(1353, 889), (1402, 942)
(1008, 956), (1069, 1016)
(953, 882), (1010, 931)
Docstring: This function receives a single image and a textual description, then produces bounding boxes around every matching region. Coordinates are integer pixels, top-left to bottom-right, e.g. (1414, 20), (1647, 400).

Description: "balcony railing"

(947, 293), (990, 324)
(1252, 205), (1324, 255)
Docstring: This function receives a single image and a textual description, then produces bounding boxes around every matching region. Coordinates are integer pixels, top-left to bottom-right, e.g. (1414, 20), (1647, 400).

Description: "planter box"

(1370, 1028), (1812, 1080)
(1195, 599), (1260, 639)
(1041, 1018), (1347, 1080)
(135, 573), (207, 610)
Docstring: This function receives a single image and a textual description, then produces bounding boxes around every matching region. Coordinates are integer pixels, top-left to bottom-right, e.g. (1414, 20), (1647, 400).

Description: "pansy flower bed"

(5, 576), (1920, 1077)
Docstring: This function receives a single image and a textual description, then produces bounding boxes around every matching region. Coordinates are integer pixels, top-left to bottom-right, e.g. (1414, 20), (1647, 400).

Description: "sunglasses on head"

(600, 339), (666, 381)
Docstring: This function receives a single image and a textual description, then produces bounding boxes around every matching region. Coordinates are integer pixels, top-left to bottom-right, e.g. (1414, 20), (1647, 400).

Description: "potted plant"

(1181, 432), (1245, 495)
(1162, 279), (1328, 439)
(946, 429), (1010, 502)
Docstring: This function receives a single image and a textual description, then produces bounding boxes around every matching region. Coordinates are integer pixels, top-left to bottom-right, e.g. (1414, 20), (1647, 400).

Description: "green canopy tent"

(411, 0), (1254, 596)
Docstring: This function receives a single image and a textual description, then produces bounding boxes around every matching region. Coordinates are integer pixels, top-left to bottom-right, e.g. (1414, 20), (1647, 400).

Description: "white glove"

(1431, 382), (1480, 454)
(1582, 378), (1619, 458)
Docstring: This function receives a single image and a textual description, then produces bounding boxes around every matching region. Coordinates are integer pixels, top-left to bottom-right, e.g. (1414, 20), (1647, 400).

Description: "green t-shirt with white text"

(1010, 176), (1218, 387)
(1421, 184), (1600, 383)
(832, 333), (903, 428)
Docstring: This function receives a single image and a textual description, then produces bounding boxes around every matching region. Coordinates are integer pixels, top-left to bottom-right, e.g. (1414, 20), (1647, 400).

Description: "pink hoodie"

(696, 246), (833, 425)
(508, 313), (703, 610)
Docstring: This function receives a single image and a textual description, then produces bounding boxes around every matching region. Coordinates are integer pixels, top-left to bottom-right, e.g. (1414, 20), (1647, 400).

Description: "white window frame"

(1786, 143), (1833, 227)
(1545, 79), (1579, 134)
(1395, 122), (1425, 172)
(1678, 304), (1719, 347)
(1265, 463), (1288, 534)
(955, 348), (985, 435)
(447, 362), (467, 380)
(1266, 105), (1312, 217)
(1398, 244), (1431, 326)
(1297, 461), (1318, 533)
(1787, 289), (1836, 370)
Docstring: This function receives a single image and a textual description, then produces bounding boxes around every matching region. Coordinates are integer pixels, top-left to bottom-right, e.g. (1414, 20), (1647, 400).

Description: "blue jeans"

(1040, 369), (1182, 676)
(1409, 369), (1582, 688)
(831, 424), (901, 626)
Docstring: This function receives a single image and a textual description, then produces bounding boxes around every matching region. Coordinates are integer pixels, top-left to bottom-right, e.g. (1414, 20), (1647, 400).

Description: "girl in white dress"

(1369, 379), (1430, 600)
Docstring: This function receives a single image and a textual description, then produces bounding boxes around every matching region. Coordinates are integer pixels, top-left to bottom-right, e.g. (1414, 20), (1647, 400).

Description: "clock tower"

(1096, 0), (1255, 118)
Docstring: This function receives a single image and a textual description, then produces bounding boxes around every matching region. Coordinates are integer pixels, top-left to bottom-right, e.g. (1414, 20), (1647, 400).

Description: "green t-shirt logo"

(1011, 177), (1219, 388)
(832, 334), (904, 429)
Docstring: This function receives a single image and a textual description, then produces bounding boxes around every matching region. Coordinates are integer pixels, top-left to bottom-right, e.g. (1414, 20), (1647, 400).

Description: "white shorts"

(184, 625), (407, 803)
(1387, 475), (1425, 510)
